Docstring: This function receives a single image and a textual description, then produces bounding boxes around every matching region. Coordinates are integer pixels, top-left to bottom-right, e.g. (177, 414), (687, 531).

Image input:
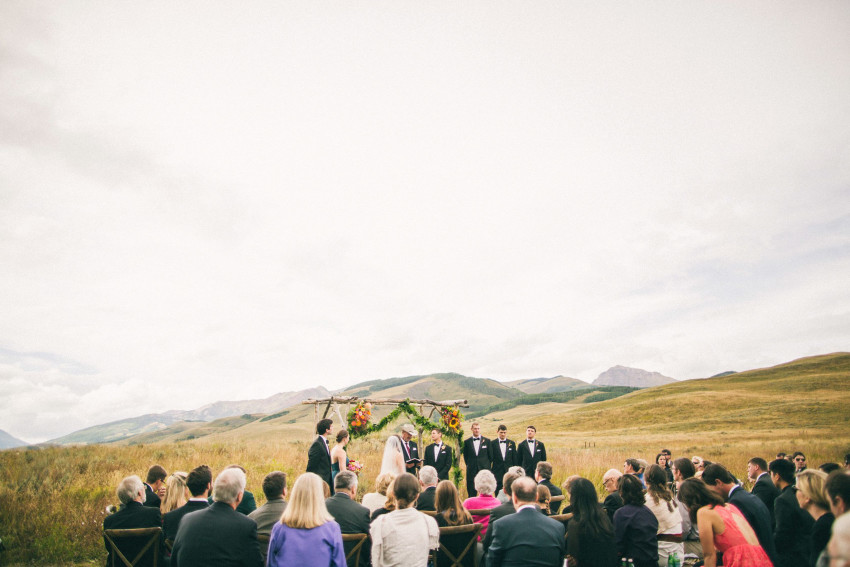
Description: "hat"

(401, 424), (416, 435)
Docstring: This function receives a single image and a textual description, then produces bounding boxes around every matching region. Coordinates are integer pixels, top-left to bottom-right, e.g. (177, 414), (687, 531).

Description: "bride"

(380, 434), (406, 477)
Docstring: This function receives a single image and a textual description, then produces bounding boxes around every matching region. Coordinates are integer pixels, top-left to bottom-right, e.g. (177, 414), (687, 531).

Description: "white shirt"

(371, 507), (439, 567)
(433, 443), (442, 461)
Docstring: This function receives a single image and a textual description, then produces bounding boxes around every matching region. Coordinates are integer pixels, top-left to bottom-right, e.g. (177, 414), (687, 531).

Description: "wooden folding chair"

(431, 523), (482, 567)
(103, 527), (162, 567)
(421, 510), (438, 517)
(341, 532), (368, 567)
(465, 508), (493, 516)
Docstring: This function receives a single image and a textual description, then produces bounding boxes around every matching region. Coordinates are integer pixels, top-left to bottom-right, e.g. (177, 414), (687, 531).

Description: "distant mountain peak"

(592, 366), (676, 388)
(0, 429), (29, 449)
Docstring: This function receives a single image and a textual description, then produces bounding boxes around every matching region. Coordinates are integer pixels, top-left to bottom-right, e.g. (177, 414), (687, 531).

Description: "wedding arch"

(301, 395), (469, 486)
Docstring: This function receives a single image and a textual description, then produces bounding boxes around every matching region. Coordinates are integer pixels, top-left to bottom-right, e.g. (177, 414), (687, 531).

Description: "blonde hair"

(160, 472), (189, 514)
(375, 473), (395, 496)
(797, 469), (830, 510)
(280, 473), (334, 529)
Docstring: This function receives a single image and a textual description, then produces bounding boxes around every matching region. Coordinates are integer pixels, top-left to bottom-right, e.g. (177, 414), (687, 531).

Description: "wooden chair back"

(103, 527), (162, 567)
(341, 532), (368, 567)
(431, 523), (482, 567)
(465, 508), (493, 516)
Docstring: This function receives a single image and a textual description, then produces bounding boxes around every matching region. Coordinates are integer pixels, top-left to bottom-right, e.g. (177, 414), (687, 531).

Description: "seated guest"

(821, 463), (841, 474)
(266, 472), (345, 567)
(678, 477), (772, 567)
(435, 480), (473, 527)
(624, 459), (644, 487)
(828, 513), (850, 567)
(482, 470), (524, 562)
(103, 475), (163, 566)
(485, 476), (565, 567)
(371, 484), (396, 521)
(796, 469), (834, 566)
(566, 477), (617, 567)
(826, 470), (850, 517)
(371, 473), (439, 567)
(613, 474), (658, 567)
(225, 465), (257, 515)
(496, 466), (525, 503)
(657, 453), (674, 485)
(792, 452), (808, 474)
(535, 462), (563, 514)
(325, 470), (371, 567)
(645, 464), (684, 566)
(462, 470), (500, 539)
(670, 458), (701, 562)
(171, 467), (262, 567)
(160, 472), (189, 515)
(601, 469), (625, 522)
(163, 465), (212, 544)
(747, 457), (778, 527)
(560, 474), (581, 515)
(247, 471), (287, 563)
(362, 473), (395, 514)
(144, 465), (168, 509)
(537, 484), (551, 515)
(770, 457), (814, 567)
(416, 466), (439, 511)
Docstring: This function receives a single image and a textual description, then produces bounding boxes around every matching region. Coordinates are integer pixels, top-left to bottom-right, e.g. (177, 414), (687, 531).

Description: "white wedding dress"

(379, 435), (406, 477)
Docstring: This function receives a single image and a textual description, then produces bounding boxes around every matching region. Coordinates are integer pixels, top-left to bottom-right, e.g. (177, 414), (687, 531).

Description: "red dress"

(712, 504), (773, 567)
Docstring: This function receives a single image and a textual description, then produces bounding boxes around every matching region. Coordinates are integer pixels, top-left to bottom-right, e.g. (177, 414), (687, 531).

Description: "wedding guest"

(307, 418), (334, 493)
(624, 459), (644, 487)
(330, 429), (350, 488)
(826, 470), (850, 516)
(747, 457), (778, 526)
(769, 457), (814, 567)
(601, 469), (625, 522)
(796, 469), (834, 566)
(362, 473), (395, 514)
(104, 475), (162, 566)
(416, 466), (439, 511)
(326, 470), (371, 567)
(144, 465), (168, 508)
(535, 462), (563, 513)
(163, 465), (212, 543)
(518, 425), (546, 478)
(792, 452), (808, 474)
(224, 465), (257, 515)
(248, 471), (287, 563)
(462, 470), (500, 539)
(370, 473), (439, 567)
(435, 480), (473, 527)
(828, 513), (850, 567)
(613, 474), (658, 567)
(537, 484), (552, 515)
(656, 454), (674, 485)
(371, 484), (396, 521)
(566, 477), (618, 567)
(266, 472), (345, 567)
(160, 471), (189, 514)
(645, 464), (683, 566)
(670, 458), (701, 561)
(496, 467), (525, 503)
(482, 470), (524, 560)
(821, 463), (841, 474)
(560, 474), (581, 515)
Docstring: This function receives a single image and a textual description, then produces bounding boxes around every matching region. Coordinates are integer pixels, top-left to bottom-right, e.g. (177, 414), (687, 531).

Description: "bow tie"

(473, 438), (480, 441)
(500, 440), (506, 444)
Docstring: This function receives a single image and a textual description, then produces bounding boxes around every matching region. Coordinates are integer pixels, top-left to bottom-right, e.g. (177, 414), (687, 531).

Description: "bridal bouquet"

(347, 460), (363, 473)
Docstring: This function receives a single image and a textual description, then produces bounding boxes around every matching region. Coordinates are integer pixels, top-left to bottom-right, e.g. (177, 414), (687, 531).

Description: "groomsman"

(400, 424), (421, 474)
(491, 424), (516, 496)
(518, 425), (546, 478)
(424, 428), (453, 481)
(462, 422), (492, 497)
(306, 418), (334, 493)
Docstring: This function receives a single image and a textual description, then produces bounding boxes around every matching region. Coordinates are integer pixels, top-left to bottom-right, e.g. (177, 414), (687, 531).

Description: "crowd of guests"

(103, 421), (850, 567)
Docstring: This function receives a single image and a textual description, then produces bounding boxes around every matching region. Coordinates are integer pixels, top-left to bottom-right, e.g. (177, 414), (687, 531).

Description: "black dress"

(568, 519), (618, 567)
(811, 512), (835, 567)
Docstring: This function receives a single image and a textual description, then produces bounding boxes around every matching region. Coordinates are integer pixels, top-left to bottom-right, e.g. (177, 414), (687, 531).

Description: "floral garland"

(439, 405), (462, 434)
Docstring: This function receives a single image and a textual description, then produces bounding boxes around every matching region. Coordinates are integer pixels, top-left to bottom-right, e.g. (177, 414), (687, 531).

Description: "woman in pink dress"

(462, 470), (501, 541)
(678, 478), (773, 567)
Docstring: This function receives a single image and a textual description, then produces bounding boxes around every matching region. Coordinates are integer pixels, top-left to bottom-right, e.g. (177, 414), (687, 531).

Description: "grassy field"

(1, 353), (848, 565)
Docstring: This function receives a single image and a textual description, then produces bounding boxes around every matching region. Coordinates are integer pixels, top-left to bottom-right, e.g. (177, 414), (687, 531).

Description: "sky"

(1, 1), (849, 443)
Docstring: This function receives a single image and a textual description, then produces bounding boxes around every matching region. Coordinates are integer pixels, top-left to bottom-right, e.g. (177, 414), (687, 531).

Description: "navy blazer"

(103, 501), (162, 566)
(487, 506), (565, 567)
(425, 442), (454, 480)
(325, 493), (371, 567)
(171, 501), (262, 567)
(163, 500), (209, 542)
(518, 440), (547, 478)
(773, 485), (814, 567)
(727, 486), (778, 564)
(751, 473), (779, 526)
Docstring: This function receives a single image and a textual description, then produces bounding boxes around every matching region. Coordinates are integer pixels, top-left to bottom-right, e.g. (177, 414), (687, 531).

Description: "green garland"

(347, 399), (465, 487)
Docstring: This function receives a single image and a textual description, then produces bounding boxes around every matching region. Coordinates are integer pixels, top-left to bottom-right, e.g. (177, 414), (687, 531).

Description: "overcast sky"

(2, 1), (848, 443)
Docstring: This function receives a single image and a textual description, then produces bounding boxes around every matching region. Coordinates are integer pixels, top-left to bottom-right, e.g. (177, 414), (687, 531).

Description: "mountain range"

(0, 429), (29, 449)
(592, 366), (677, 387)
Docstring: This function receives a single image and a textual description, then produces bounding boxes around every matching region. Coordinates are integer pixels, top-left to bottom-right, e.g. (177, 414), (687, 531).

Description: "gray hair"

(832, 513), (850, 567)
(117, 475), (145, 505)
(507, 466), (525, 477)
(419, 466), (438, 486)
(474, 469), (497, 496)
(212, 467), (246, 504)
(334, 470), (358, 492)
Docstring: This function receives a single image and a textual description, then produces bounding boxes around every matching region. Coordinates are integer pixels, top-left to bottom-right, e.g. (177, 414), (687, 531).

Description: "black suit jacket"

(144, 484), (162, 509)
(517, 440), (546, 478)
(539, 479), (563, 514)
(402, 439), (421, 474)
(752, 473), (779, 527)
(463, 436), (492, 496)
(424, 442), (453, 481)
(728, 486), (777, 564)
(491, 439), (517, 486)
(306, 435), (333, 491)
(416, 485), (437, 511)
(163, 500), (209, 542)
(103, 501), (163, 566)
(482, 500), (517, 563)
(602, 492), (624, 523)
(487, 506), (565, 567)
(325, 493), (371, 567)
(171, 501), (262, 567)
(773, 485), (813, 567)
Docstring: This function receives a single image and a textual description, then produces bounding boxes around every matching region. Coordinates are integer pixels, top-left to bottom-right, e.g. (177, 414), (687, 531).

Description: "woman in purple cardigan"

(267, 472), (346, 567)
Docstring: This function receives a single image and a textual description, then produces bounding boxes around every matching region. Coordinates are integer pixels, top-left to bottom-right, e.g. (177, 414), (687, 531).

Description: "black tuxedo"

(325, 492), (371, 567)
(171, 501), (262, 567)
(401, 438), (420, 474)
(144, 483), (162, 509)
(462, 436), (492, 497)
(163, 500), (209, 542)
(481, 500), (516, 564)
(491, 439), (516, 494)
(306, 435), (333, 493)
(486, 506), (565, 567)
(518, 439), (547, 478)
(727, 486), (777, 564)
(773, 484), (813, 567)
(103, 500), (163, 566)
(751, 473), (779, 527)
(416, 485), (437, 511)
(539, 479), (563, 514)
(424, 442), (453, 481)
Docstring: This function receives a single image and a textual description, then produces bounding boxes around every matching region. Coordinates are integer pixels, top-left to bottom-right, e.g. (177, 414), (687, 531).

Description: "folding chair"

(341, 532), (368, 567)
(465, 508), (494, 516)
(431, 523), (482, 567)
(103, 527), (162, 567)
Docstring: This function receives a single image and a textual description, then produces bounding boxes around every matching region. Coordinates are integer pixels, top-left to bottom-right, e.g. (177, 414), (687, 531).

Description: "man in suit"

(769, 458), (814, 567)
(601, 469), (624, 522)
(486, 476), (565, 567)
(748, 457), (779, 526)
(792, 452), (808, 474)
(518, 425), (546, 478)
(415, 466), (439, 511)
(306, 418), (334, 494)
(482, 469), (524, 565)
(491, 425), (516, 497)
(171, 467), (263, 567)
(535, 462), (563, 514)
(325, 470), (371, 567)
(247, 471), (287, 563)
(671, 458), (702, 561)
(163, 465), (212, 543)
(400, 424), (421, 475)
(103, 475), (163, 566)
(144, 465), (168, 509)
(424, 428), (453, 481)
(703, 464), (778, 565)
(462, 422), (492, 497)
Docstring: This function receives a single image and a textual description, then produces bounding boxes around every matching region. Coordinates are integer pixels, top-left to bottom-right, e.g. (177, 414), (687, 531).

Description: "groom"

(306, 418), (334, 494)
